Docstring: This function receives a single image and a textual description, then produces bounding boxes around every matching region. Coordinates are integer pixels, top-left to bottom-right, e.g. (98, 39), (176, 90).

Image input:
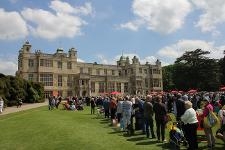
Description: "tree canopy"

(163, 49), (223, 91)
(0, 74), (44, 107)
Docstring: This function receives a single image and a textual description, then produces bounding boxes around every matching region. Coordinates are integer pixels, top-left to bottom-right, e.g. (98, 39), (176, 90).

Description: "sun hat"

(203, 96), (210, 102)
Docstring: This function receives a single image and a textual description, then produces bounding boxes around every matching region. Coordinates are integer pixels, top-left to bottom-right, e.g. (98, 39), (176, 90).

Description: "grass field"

(0, 105), (224, 150)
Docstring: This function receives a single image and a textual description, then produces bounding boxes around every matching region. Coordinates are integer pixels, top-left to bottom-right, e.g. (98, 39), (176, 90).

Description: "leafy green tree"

(30, 82), (44, 102)
(0, 73), (45, 106)
(162, 65), (175, 91)
(173, 49), (220, 91)
(218, 50), (225, 86)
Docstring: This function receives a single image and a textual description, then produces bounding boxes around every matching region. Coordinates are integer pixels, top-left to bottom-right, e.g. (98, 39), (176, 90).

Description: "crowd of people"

(48, 95), (84, 111)
(89, 91), (225, 149)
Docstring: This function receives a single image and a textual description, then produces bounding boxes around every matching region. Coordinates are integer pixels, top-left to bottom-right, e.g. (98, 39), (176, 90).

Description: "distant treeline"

(162, 49), (225, 92)
(0, 73), (44, 107)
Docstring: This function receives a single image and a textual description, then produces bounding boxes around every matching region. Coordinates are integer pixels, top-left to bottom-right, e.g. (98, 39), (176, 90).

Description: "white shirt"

(117, 101), (123, 113)
(181, 108), (198, 125)
(218, 109), (225, 125)
(0, 100), (3, 107)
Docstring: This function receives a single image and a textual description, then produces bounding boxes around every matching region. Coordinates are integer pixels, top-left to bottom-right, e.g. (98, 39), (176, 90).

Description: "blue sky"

(0, 0), (225, 75)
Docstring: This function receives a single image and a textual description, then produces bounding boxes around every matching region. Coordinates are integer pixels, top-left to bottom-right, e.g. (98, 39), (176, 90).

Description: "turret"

(117, 55), (126, 66)
(68, 47), (77, 61)
(126, 56), (130, 64)
(132, 56), (140, 64)
(156, 59), (161, 66)
(22, 40), (31, 53)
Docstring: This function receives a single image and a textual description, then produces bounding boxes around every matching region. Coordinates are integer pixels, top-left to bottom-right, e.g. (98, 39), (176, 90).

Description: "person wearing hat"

(0, 97), (4, 113)
(201, 96), (215, 148)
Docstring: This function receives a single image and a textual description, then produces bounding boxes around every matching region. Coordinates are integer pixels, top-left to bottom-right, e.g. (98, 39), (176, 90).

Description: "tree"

(0, 74), (45, 106)
(173, 49), (220, 91)
(218, 50), (225, 86)
(162, 65), (175, 91)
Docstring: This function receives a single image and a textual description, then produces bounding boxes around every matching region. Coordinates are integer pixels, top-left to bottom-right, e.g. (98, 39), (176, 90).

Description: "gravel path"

(0, 101), (48, 116)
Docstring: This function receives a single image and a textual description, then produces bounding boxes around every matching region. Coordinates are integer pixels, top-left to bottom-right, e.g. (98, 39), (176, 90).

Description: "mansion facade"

(16, 41), (163, 98)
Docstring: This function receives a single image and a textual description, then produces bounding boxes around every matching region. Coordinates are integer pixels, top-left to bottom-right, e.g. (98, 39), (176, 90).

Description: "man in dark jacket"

(143, 95), (155, 138)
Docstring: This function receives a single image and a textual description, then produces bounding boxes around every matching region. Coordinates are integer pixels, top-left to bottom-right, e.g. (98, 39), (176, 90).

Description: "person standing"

(216, 105), (225, 142)
(48, 95), (52, 110)
(143, 95), (155, 138)
(56, 96), (62, 109)
(201, 96), (215, 148)
(122, 96), (133, 131)
(181, 101), (198, 150)
(116, 97), (123, 123)
(90, 97), (96, 114)
(173, 94), (185, 121)
(103, 97), (110, 118)
(0, 97), (4, 113)
(17, 98), (23, 108)
(153, 95), (167, 142)
(110, 97), (117, 120)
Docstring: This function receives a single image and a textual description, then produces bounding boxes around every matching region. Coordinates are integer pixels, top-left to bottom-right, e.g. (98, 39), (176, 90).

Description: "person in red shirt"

(201, 96), (215, 148)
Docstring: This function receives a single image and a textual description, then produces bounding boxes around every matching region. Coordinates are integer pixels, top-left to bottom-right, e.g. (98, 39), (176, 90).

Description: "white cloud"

(96, 54), (110, 64)
(77, 58), (85, 62)
(0, 56), (17, 75)
(120, 0), (192, 34)
(157, 39), (224, 61)
(191, 0), (225, 34)
(120, 22), (139, 31)
(0, 8), (28, 40)
(21, 0), (93, 40)
(119, 20), (143, 31)
(50, 1), (92, 15)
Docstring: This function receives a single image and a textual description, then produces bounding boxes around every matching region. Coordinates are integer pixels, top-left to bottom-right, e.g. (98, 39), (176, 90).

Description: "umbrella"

(110, 91), (121, 95)
(220, 86), (225, 91)
(171, 90), (178, 94)
(188, 89), (197, 93)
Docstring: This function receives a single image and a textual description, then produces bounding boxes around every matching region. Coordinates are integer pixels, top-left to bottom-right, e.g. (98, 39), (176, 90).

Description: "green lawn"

(0, 105), (224, 150)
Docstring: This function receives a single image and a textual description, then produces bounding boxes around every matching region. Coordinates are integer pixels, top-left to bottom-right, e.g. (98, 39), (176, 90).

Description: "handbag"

(203, 110), (219, 128)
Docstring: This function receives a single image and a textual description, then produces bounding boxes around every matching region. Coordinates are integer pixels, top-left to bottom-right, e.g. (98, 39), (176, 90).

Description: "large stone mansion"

(16, 41), (163, 98)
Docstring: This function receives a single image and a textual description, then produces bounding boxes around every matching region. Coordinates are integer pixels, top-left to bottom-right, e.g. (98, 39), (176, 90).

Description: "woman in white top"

(0, 97), (4, 113)
(181, 100), (198, 150)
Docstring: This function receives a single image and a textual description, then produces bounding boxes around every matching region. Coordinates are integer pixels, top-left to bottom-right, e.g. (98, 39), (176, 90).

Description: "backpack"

(204, 110), (219, 128)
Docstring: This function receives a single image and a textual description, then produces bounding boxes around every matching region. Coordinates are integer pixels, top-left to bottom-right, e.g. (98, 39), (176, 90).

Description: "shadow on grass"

(159, 142), (175, 150)
(99, 120), (110, 124)
(197, 144), (225, 150)
(127, 136), (145, 142)
(136, 140), (159, 145)
(108, 130), (122, 134)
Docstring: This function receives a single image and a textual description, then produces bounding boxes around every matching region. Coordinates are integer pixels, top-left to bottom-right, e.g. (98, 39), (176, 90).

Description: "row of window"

(80, 68), (116, 76)
(29, 73), (161, 88)
(29, 59), (72, 69)
(91, 82), (128, 93)
(28, 59), (161, 75)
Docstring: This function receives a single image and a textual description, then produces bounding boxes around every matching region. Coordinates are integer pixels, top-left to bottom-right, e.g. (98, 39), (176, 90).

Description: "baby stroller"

(169, 121), (187, 150)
